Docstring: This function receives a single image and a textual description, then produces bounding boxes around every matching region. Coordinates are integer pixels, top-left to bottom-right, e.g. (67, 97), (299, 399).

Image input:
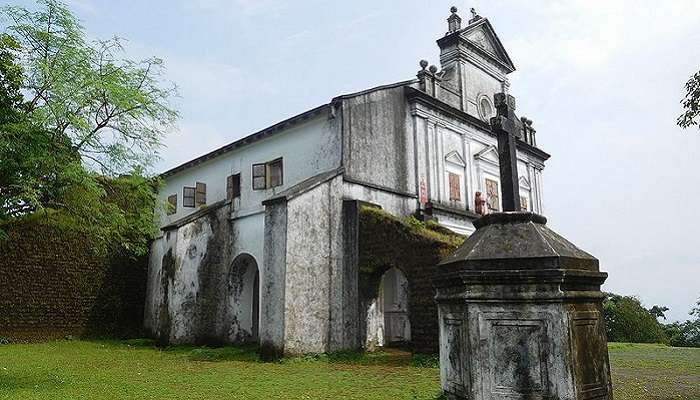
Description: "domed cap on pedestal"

(439, 212), (599, 271)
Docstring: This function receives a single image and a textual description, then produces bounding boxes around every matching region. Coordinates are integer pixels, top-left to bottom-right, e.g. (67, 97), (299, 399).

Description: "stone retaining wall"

(0, 218), (147, 342)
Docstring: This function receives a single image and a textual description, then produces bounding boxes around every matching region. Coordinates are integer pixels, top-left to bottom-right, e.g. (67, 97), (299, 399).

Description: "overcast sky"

(14, 0), (699, 321)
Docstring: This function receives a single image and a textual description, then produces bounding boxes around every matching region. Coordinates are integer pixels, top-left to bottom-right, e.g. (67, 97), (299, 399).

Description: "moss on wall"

(358, 205), (465, 354)
(0, 217), (147, 342)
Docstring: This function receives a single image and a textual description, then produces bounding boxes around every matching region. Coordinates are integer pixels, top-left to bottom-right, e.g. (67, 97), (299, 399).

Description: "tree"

(0, 0), (177, 254)
(603, 293), (668, 344)
(648, 305), (669, 320)
(664, 296), (700, 348)
(678, 71), (700, 130)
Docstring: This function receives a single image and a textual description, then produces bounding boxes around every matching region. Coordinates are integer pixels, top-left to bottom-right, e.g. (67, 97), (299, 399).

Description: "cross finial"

(469, 7), (482, 23)
(490, 93), (522, 212)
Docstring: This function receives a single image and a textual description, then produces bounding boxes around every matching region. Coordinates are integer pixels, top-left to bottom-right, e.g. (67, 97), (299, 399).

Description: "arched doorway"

(381, 267), (411, 344)
(228, 253), (260, 343)
(365, 267), (411, 348)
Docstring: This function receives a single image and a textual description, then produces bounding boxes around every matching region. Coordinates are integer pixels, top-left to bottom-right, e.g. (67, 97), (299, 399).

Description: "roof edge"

(160, 103), (331, 178)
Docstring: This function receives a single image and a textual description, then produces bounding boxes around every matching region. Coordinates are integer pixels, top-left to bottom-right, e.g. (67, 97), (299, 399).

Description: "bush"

(603, 293), (668, 344)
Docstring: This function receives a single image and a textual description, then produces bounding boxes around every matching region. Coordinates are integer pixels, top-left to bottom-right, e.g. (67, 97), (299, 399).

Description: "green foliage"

(603, 293), (668, 344)
(663, 296), (700, 348)
(0, 0), (177, 254)
(678, 70), (700, 130)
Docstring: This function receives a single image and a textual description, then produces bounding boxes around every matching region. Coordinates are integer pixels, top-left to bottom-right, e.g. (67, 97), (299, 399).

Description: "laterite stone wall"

(358, 207), (464, 354)
(0, 219), (147, 342)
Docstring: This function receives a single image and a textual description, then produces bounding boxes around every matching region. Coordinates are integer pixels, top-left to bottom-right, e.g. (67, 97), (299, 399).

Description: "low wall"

(0, 218), (147, 342)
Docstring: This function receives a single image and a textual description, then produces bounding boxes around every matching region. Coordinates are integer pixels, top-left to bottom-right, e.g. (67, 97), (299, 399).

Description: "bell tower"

(434, 7), (516, 121)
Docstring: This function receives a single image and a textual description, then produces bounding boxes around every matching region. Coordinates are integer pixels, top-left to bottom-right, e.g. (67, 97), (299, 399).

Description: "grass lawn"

(0, 340), (697, 400)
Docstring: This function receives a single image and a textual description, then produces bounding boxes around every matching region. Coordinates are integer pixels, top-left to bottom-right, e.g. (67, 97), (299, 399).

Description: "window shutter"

(232, 174), (241, 198)
(167, 195), (177, 215)
(226, 175), (234, 200)
(448, 173), (461, 201)
(268, 159), (283, 188)
(195, 182), (206, 206)
(485, 178), (499, 211)
(252, 163), (266, 190)
(227, 174), (241, 200)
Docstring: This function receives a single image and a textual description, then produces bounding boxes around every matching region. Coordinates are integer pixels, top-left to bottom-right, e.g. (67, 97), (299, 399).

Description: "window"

(520, 195), (529, 211)
(448, 173), (461, 201)
(268, 158), (283, 188)
(183, 186), (195, 207)
(227, 173), (241, 200)
(252, 163), (266, 190)
(195, 182), (206, 206)
(485, 178), (499, 212)
(252, 158), (284, 190)
(167, 194), (177, 215)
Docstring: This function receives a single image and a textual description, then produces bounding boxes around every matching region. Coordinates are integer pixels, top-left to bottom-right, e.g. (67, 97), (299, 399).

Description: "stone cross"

(490, 93), (521, 212)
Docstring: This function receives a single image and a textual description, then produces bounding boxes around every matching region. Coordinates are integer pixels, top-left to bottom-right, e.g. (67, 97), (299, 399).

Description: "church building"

(144, 7), (550, 356)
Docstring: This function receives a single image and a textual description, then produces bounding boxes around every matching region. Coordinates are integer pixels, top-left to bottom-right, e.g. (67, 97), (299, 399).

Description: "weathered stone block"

(434, 212), (613, 400)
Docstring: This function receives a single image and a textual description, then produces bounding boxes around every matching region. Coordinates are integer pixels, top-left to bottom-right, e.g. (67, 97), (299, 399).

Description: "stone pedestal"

(433, 212), (613, 400)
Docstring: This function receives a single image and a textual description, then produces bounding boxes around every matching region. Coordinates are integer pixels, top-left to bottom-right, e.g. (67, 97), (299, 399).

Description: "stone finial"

(447, 6), (461, 34)
(469, 7), (482, 24)
(429, 65), (438, 74)
(419, 59), (429, 70)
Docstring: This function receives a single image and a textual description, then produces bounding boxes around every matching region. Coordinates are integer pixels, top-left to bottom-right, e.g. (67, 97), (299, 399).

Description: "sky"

(7, 0), (700, 321)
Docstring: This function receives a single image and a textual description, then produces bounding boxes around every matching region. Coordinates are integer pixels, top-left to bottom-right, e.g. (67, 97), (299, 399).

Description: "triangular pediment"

(460, 18), (515, 73)
(445, 150), (466, 167)
(474, 145), (499, 165)
(519, 176), (531, 190)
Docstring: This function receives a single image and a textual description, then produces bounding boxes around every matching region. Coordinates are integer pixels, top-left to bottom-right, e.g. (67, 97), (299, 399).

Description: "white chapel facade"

(144, 8), (550, 355)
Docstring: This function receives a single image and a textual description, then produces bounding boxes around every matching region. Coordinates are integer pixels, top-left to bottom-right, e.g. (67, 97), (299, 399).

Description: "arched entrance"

(228, 253), (260, 343)
(365, 267), (411, 348)
(381, 267), (411, 344)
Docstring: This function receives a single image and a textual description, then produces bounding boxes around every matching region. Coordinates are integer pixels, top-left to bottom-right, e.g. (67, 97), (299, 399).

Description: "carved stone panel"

(570, 311), (610, 399)
(440, 311), (469, 395)
(479, 312), (551, 400)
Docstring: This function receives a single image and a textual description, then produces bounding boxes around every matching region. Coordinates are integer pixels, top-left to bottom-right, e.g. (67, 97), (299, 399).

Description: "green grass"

(0, 340), (697, 399)
(608, 342), (700, 400)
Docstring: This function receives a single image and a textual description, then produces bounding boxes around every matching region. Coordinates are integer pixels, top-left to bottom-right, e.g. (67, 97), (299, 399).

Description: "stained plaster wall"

(158, 112), (341, 226)
(144, 204), (267, 345)
(341, 86), (414, 195)
(339, 82), (544, 238)
(281, 175), (344, 354)
(146, 109), (342, 346)
(410, 102), (544, 230)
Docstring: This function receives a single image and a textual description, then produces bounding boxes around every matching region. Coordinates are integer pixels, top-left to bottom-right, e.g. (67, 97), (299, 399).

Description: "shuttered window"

(183, 187), (195, 208)
(195, 182), (206, 206)
(227, 173), (241, 200)
(167, 194), (177, 215)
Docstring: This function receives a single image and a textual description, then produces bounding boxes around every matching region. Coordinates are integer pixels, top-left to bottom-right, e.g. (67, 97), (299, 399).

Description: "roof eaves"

(160, 103), (331, 179)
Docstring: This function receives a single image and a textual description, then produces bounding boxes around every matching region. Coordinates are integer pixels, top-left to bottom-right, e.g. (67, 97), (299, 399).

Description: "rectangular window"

(167, 194), (177, 215)
(268, 158), (283, 188)
(195, 182), (206, 206)
(485, 178), (499, 212)
(252, 163), (266, 190)
(520, 195), (529, 211)
(252, 158), (284, 190)
(183, 186), (195, 208)
(448, 173), (461, 201)
(227, 173), (241, 200)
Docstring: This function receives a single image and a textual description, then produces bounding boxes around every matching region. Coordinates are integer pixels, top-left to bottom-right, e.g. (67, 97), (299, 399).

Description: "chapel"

(144, 7), (550, 356)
